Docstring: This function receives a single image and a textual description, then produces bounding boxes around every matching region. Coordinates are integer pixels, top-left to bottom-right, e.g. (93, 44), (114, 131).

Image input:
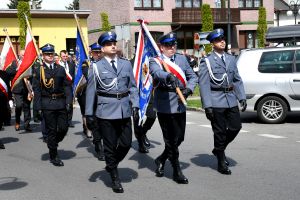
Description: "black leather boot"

(109, 168), (124, 193)
(94, 141), (105, 161)
(137, 137), (149, 153)
(142, 134), (151, 148)
(171, 160), (188, 184)
(212, 148), (229, 166)
(215, 150), (231, 175)
(49, 149), (64, 167)
(0, 139), (5, 149)
(154, 156), (166, 177)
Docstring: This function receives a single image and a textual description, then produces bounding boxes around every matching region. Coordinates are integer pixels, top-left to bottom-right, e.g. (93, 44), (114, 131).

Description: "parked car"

(237, 46), (300, 123)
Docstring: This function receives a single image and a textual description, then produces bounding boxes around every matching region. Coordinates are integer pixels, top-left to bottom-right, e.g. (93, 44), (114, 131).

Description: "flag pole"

(73, 11), (89, 58)
(138, 19), (187, 106)
(3, 28), (19, 65)
(24, 14), (40, 57)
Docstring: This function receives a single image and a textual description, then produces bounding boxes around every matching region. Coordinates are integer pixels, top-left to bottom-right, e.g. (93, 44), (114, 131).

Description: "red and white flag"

(0, 36), (17, 71)
(11, 27), (37, 89)
(0, 77), (9, 98)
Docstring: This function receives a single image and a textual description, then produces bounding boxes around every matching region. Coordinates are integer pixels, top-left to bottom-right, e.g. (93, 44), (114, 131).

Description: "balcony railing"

(172, 8), (240, 24)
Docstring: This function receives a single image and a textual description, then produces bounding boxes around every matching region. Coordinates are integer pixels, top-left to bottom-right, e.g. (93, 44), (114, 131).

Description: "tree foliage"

(7, 0), (19, 9)
(257, 7), (267, 48)
(66, 0), (79, 10)
(17, 0), (32, 49)
(201, 4), (213, 53)
(100, 12), (111, 32)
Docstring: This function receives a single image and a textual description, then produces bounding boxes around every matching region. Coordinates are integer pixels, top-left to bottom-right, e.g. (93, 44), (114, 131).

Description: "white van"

(237, 46), (300, 123)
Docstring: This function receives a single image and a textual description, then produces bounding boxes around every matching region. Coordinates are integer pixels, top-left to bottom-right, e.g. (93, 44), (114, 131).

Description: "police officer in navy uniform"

(150, 32), (198, 184)
(33, 44), (72, 167)
(199, 28), (247, 175)
(85, 32), (139, 193)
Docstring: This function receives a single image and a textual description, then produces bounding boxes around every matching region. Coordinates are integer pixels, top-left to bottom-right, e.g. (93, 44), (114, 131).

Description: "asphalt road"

(1, 106), (299, 200)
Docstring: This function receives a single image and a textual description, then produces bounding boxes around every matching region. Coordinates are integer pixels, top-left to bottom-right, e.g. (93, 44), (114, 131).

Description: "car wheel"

(257, 96), (288, 124)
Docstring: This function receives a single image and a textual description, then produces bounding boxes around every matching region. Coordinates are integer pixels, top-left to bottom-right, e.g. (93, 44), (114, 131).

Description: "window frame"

(175, 0), (202, 8)
(134, 0), (163, 10)
(238, 0), (262, 9)
(258, 50), (295, 73)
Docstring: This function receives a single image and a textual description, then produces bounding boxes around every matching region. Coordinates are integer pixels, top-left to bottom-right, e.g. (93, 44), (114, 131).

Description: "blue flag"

(133, 26), (159, 124)
(73, 28), (88, 97)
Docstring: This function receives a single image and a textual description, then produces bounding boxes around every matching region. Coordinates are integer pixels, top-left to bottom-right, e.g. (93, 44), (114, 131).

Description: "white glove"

(9, 100), (14, 108)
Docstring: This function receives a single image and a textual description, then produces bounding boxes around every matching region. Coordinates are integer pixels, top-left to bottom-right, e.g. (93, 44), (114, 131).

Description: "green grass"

(191, 85), (200, 96)
(187, 99), (202, 108)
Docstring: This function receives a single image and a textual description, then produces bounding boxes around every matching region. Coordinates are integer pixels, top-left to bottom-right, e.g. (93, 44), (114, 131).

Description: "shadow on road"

(190, 153), (237, 171)
(89, 168), (138, 188)
(0, 137), (19, 144)
(0, 177), (28, 190)
(41, 150), (77, 161)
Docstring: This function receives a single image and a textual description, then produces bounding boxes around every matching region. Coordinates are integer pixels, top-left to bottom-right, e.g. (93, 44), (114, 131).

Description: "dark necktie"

(170, 58), (174, 63)
(221, 55), (226, 65)
(111, 60), (117, 73)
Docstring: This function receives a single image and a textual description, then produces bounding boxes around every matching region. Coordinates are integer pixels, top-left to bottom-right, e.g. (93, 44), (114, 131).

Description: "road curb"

(186, 106), (204, 112)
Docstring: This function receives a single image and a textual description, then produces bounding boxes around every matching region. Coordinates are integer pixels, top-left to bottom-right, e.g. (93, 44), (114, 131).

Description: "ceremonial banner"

(73, 28), (88, 96)
(11, 27), (37, 89)
(0, 36), (17, 71)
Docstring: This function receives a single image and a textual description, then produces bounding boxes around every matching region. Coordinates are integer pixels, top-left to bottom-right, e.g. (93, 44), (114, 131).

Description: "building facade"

(80, 0), (274, 57)
(0, 9), (90, 55)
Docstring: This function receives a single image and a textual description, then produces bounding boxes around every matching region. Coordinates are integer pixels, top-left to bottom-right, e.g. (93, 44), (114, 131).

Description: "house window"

(134, 0), (162, 9)
(238, 0), (262, 8)
(175, 0), (201, 8)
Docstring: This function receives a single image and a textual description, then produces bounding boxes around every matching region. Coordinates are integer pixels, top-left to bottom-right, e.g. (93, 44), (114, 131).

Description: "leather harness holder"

(211, 86), (233, 93)
(97, 91), (129, 99)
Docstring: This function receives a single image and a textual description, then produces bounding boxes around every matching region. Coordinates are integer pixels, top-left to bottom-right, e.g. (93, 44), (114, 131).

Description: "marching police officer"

(33, 44), (72, 167)
(199, 28), (247, 175)
(85, 32), (139, 193)
(150, 32), (198, 184)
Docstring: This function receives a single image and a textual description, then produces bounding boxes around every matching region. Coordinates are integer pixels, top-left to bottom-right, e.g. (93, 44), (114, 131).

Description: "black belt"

(97, 91), (129, 99)
(211, 87), (233, 93)
(42, 93), (65, 100)
(158, 87), (184, 92)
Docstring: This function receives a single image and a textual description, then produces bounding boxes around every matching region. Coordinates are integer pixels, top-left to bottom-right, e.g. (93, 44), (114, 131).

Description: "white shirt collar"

(104, 56), (118, 68)
(45, 62), (54, 69)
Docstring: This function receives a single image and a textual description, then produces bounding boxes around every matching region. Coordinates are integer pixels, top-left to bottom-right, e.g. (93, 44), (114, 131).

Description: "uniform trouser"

(14, 93), (31, 126)
(41, 114), (48, 139)
(211, 106), (242, 151)
(43, 109), (68, 158)
(67, 103), (73, 125)
(157, 112), (186, 162)
(134, 116), (156, 139)
(0, 94), (9, 129)
(98, 117), (132, 172)
(77, 92), (102, 143)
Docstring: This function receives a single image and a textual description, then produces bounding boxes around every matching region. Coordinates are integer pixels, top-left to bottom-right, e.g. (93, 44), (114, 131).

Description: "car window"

(258, 50), (294, 73)
(295, 50), (300, 72)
